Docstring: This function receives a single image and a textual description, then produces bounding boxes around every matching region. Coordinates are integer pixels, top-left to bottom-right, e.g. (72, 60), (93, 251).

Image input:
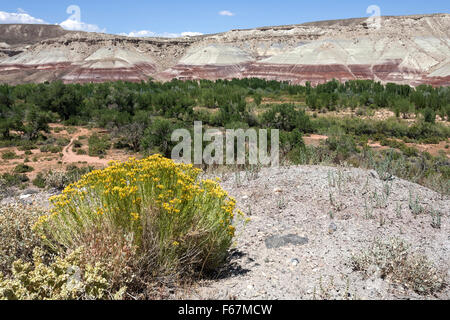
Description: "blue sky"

(0, 0), (448, 36)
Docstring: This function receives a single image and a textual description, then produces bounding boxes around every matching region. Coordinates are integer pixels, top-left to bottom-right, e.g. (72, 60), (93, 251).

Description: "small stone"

(22, 189), (38, 196)
(273, 187), (282, 193)
(265, 234), (309, 249)
(328, 222), (338, 234)
(291, 258), (299, 266)
(242, 195), (249, 200)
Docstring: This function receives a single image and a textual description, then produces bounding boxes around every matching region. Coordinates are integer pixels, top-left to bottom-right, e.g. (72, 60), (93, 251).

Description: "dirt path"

(62, 128), (110, 166)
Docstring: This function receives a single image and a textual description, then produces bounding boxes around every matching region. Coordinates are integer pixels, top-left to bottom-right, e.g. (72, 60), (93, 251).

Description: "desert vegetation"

(1, 156), (243, 299)
(0, 79), (448, 192)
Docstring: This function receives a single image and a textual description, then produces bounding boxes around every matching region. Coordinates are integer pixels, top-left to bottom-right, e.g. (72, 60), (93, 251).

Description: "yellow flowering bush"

(35, 155), (241, 273)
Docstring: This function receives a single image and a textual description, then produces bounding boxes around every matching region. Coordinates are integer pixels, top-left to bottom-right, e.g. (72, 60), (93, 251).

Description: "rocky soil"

(190, 165), (449, 300)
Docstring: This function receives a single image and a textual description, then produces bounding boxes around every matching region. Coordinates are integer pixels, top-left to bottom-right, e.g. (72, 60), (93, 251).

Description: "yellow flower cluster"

(35, 155), (241, 253)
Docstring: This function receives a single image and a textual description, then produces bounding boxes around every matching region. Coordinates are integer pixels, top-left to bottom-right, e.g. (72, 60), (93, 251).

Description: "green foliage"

(393, 98), (412, 119)
(88, 134), (111, 157)
(18, 141), (37, 151)
(0, 78), (448, 196)
(253, 93), (262, 106)
(76, 149), (87, 155)
(32, 173), (46, 189)
(325, 133), (358, 161)
(39, 145), (63, 154)
(140, 118), (175, 157)
(422, 108), (436, 124)
(0, 104), (23, 139)
(260, 104), (312, 132)
(1, 151), (18, 160)
(23, 105), (52, 141)
(279, 130), (305, 155)
(0, 173), (29, 188)
(73, 140), (83, 148)
(56, 138), (70, 147)
(13, 164), (34, 174)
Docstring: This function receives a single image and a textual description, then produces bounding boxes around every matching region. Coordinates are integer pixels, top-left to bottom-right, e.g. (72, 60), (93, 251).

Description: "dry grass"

(351, 238), (446, 295)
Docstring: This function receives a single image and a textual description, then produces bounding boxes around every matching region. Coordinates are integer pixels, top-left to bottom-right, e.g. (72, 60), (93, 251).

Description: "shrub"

(423, 108), (436, 124)
(56, 138), (70, 147)
(0, 247), (125, 300)
(76, 149), (87, 155)
(18, 141), (37, 151)
(73, 140), (83, 148)
(325, 133), (358, 161)
(1, 151), (18, 160)
(351, 238), (445, 295)
(88, 134), (111, 157)
(0, 205), (44, 275)
(40, 145), (63, 154)
(44, 171), (71, 190)
(0, 173), (29, 188)
(13, 164), (34, 174)
(280, 130), (305, 154)
(140, 119), (175, 157)
(35, 155), (241, 277)
(33, 167), (94, 191)
(260, 104), (312, 132)
(32, 173), (46, 189)
(65, 165), (94, 184)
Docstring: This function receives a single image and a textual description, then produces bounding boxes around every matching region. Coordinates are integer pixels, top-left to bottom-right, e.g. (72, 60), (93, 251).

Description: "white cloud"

(180, 32), (203, 37)
(0, 10), (47, 24)
(219, 10), (235, 16)
(119, 30), (157, 37)
(59, 18), (105, 33)
(120, 30), (203, 38)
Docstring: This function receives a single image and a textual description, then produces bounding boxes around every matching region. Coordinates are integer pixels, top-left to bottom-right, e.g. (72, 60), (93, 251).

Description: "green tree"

(23, 105), (51, 140)
(0, 104), (23, 139)
(141, 118), (175, 157)
(395, 98), (411, 119)
(423, 108), (436, 124)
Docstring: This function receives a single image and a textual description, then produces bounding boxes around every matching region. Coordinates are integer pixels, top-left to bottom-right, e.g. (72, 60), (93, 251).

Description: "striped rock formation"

(0, 14), (449, 86)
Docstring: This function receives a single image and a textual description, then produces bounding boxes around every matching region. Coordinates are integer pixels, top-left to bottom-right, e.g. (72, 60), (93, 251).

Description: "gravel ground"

(190, 165), (449, 300)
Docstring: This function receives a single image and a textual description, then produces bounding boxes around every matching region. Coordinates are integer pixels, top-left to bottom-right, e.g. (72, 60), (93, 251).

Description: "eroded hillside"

(0, 14), (449, 85)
